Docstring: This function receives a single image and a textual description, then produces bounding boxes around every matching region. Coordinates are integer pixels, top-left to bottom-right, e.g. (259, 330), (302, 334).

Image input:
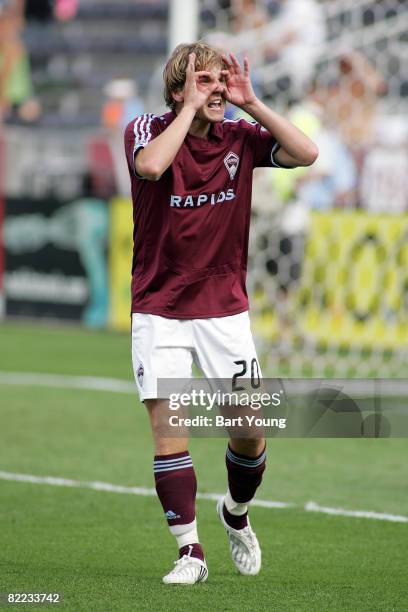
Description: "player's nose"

(214, 79), (225, 93)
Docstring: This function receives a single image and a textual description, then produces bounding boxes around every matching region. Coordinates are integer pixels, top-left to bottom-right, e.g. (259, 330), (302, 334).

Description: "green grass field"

(1, 323), (407, 611)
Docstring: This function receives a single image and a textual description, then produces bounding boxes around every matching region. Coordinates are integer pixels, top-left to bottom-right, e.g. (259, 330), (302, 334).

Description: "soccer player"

(124, 41), (318, 585)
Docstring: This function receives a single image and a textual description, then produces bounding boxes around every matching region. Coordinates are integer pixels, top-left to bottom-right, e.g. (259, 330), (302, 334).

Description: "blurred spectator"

(321, 51), (387, 152)
(73, 172), (109, 328)
(101, 78), (144, 196)
(208, 1), (268, 68)
(218, 0), (232, 12)
(0, 0), (40, 123)
(266, 89), (357, 213)
(296, 131), (357, 211)
(54, 0), (78, 22)
(230, 0), (267, 33)
(292, 88), (358, 211)
(261, 0), (326, 97)
(0, 0), (25, 118)
(202, 0), (233, 28)
(360, 116), (408, 213)
(102, 79), (144, 132)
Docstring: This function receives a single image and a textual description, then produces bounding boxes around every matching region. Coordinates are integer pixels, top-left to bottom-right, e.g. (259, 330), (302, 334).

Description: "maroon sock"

(154, 452), (205, 561)
(224, 445), (266, 529)
(154, 451), (197, 527)
(223, 503), (248, 530)
(179, 543), (205, 562)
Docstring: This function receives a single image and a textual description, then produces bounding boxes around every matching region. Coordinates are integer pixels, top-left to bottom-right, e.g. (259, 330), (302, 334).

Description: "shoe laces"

(241, 526), (258, 554)
(173, 555), (196, 570)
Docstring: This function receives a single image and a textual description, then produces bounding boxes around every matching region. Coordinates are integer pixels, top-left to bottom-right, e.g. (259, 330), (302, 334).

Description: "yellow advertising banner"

(109, 197), (133, 331)
(297, 211), (408, 348)
(109, 202), (408, 347)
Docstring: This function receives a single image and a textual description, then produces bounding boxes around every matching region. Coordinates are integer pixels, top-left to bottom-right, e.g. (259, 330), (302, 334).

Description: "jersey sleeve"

(124, 114), (161, 179)
(245, 120), (287, 169)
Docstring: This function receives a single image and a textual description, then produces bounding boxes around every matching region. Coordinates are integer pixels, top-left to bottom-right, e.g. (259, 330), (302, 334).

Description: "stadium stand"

(21, 0), (168, 126)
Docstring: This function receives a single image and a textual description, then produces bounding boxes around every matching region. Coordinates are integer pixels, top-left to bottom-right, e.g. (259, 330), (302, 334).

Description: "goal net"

(203, 0), (408, 378)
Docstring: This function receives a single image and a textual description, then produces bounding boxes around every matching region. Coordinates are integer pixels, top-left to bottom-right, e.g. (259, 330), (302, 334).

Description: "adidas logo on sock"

(165, 510), (181, 520)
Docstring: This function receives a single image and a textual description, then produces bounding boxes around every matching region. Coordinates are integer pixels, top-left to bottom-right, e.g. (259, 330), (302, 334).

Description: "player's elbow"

(138, 161), (162, 181)
(300, 142), (319, 166)
(135, 154), (162, 181)
(144, 168), (163, 181)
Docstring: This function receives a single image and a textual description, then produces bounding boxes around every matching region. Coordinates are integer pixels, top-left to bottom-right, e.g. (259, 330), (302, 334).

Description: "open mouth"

(207, 99), (223, 111)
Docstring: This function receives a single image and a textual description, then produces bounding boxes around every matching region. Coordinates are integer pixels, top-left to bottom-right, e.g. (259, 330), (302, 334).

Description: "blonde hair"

(163, 41), (225, 110)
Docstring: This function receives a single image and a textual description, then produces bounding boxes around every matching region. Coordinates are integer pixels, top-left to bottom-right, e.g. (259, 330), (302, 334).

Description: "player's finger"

(202, 82), (218, 97)
(229, 53), (241, 70)
(243, 56), (250, 76)
(229, 53), (242, 73)
(221, 54), (232, 69)
(187, 52), (196, 71)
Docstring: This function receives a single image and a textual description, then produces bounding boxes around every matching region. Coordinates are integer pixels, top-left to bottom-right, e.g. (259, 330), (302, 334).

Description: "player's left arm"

(222, 53), (318, 168)
(242, 98), (318, 167)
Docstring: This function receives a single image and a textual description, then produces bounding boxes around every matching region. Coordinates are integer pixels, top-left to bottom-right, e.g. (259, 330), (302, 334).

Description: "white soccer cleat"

(217, 497), (262, 575)
(162, 555), (208, 585)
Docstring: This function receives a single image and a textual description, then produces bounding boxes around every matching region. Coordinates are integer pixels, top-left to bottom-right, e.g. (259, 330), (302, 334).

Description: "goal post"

(168, 0), (200, 54)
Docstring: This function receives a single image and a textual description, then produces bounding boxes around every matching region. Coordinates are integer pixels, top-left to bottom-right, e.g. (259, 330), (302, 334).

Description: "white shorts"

(131, 311), (261, 401)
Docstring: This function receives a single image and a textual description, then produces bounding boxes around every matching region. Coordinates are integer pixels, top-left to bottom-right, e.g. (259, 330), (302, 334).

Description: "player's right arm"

(135, 53), (218, 181)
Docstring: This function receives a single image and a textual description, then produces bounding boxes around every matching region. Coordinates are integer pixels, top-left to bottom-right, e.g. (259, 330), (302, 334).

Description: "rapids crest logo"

(224, 151), (240, 180)
(137, 362), (144, 386)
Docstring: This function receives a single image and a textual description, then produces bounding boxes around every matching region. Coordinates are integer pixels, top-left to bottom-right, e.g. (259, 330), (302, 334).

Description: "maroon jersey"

(124, 110), (283, 319)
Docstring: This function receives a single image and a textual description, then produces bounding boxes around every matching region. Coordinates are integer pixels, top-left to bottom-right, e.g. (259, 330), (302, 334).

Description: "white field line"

(1, 371), (408, 397)
(303, 502), (408, 523)
(304, 501), (408, 523)
(1, 372), (407, 523)
(0, 372), (136, 394)
(0, 470), (407, 523)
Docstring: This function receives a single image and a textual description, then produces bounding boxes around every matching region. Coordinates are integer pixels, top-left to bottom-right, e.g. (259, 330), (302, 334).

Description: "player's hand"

(182, 53), (219, 111)
(222, 53), (257, 109)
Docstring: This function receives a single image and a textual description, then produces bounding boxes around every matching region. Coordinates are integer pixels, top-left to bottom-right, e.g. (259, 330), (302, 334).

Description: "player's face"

(195, 66), (227, 123)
